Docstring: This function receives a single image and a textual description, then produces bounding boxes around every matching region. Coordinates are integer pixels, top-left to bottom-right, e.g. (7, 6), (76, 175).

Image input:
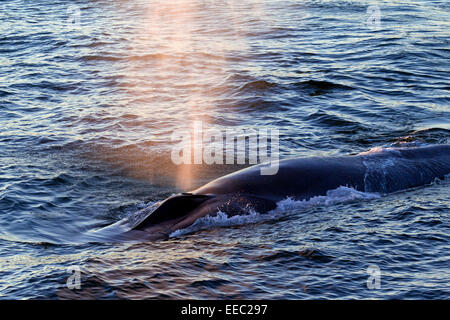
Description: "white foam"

(169, 209), (265, 238)
(358, 146), (402, 156)
(273, 186), (380, 211)
(358, 142), (433, 156)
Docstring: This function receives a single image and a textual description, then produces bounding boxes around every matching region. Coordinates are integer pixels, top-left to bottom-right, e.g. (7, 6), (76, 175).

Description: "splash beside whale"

(119, 144), (450, 241)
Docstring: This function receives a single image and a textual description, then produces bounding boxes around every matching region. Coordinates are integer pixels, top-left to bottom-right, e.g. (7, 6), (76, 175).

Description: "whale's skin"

(125, 144), (450, 241)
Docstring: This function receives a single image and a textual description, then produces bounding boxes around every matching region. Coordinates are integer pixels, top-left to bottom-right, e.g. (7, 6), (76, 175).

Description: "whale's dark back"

(360, 145), (450, 193)
(132, 145), (450, 233)
(195, 145), (450, 200)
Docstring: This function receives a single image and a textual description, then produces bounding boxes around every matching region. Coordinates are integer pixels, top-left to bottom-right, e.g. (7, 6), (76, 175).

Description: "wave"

(293, 80), (353, 96)
(307, 110), (366, 130)
(237, 80), (278, 92)
(81, 54), (123, 62)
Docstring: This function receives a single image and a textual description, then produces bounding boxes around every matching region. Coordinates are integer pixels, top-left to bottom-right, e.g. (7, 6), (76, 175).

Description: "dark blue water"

(0, 0), (449, 299)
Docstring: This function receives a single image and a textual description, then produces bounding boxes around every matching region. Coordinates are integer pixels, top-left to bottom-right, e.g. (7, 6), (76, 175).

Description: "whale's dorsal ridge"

(133, 193), (214, 230)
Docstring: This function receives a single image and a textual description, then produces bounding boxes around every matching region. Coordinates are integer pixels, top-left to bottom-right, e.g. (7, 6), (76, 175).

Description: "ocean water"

(0, 0), (449, 299)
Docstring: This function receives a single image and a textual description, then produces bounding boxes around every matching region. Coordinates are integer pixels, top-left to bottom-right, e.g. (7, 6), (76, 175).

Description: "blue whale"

(123, 144), (450, 241)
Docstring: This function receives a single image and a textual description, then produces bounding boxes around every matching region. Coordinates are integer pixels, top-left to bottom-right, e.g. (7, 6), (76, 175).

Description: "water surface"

(0, 0), (449, 299)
